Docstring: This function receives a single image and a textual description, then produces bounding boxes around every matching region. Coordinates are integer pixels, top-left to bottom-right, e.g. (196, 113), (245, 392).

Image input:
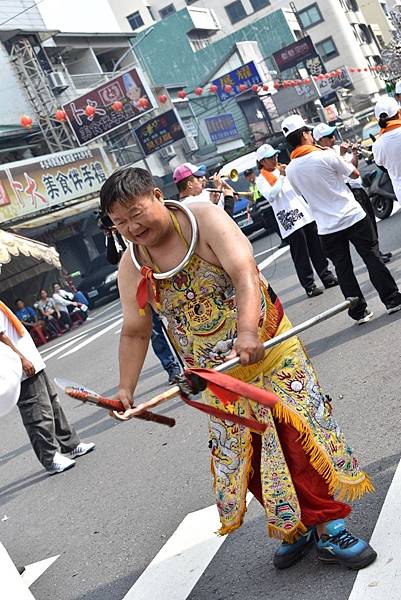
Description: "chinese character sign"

(134, 109), (185, 156)
(273, 36), (317, 72)
(63, 68), (155, 145)
(212, 61), (262, 102)
(204, 114), (240, 143)
(0, 146), (113, 223)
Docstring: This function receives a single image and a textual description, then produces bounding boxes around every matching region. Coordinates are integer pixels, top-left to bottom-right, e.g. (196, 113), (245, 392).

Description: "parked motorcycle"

(360, 161), (397, 220)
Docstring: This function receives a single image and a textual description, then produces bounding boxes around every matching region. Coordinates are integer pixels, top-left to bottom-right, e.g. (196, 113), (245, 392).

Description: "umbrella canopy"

(0, 230), (61, 304)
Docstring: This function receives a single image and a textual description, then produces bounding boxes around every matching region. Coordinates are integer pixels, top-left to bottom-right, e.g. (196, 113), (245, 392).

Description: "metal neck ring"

(129, 200), (199, 280)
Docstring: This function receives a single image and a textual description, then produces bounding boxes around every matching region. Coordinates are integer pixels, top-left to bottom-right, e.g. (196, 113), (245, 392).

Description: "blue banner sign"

(212, 61), (262, 102)
(204, 113), (240, 143)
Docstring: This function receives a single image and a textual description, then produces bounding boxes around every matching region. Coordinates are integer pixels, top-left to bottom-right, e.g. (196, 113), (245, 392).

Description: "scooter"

(360, 164), (397, 220)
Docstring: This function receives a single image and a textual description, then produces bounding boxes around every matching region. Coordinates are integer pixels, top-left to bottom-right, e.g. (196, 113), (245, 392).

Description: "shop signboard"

(0, 146), (112, 223)
(134, 109), (185, 156)
(211, 61), (262, 102)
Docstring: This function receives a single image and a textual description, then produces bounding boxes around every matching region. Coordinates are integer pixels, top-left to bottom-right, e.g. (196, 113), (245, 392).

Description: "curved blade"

(54, 377), (98, 397)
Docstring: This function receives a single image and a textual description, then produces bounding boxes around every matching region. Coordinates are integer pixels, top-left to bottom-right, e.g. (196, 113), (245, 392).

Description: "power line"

(0, 0), (46, 28)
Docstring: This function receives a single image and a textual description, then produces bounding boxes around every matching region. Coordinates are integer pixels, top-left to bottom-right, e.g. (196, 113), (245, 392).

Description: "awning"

(11, 197), (100, 230)
(0, 229), (61, 289)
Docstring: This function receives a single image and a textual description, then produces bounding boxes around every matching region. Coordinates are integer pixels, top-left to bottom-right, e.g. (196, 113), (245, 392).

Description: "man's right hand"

(115, 388), (133, 411)
(21, 358), (35, 377)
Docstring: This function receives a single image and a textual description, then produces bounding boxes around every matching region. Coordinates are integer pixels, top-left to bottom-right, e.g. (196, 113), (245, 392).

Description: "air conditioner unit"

(160, 145), (176, 159)
(183, 135), (198, 153)
(48, 71), (69, 91)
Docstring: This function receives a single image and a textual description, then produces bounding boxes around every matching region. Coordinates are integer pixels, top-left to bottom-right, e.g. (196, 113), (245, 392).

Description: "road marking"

(40, 312), (122, 357)
(58, 317), (123, 359)
(257, 245), (290, 271)
(348, 460), (401, 600)
(254, 243), (279, 258)
(0, 542), (59, 599)
(22, 555), (60, 588)
(41, 333), (88, 360)
(122, 494), (253, 600)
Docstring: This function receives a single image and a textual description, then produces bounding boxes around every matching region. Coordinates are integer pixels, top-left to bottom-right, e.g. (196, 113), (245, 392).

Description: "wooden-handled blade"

(127, 298), (358, 416)
(54, 378), (176, 428)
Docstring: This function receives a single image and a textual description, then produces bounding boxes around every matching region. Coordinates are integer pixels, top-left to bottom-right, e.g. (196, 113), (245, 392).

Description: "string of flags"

(19, 64), (388, 129)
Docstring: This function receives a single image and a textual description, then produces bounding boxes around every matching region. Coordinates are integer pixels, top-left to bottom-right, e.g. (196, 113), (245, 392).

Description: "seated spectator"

(14, 300), (47, 346)
(52, 283), (87, 326)
(36, 290), (63, 336)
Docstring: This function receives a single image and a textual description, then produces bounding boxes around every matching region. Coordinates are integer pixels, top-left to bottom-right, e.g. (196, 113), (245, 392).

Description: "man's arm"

(329, 151), (360, 180)
(0, 332), (35, 377)
(116, 250), (153, 409)
(193, 205), (265, 365)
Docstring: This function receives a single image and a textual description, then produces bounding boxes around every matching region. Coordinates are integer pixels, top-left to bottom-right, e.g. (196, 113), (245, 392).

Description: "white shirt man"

(0, 303), (94, 473)
(282, 113), (401, 323)
(372, 96), (401, 203)
(255, 143), (336, 296)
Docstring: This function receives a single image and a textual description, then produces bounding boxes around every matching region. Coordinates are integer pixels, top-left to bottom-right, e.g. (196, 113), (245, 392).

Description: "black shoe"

(380, 251), (392, 259)
(278, 239), (289, 248)
(167, 364), (181, 385)
(306, 286), (324, 298)
(323, 277), (338, 289)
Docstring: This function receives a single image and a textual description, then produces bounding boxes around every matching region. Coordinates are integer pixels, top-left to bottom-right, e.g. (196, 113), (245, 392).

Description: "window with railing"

(225, 1), (247, 24)
(159, 3), (176, 19)
(250, 0), (271, 12)
(298, 3), (324, 29)
(127, 11), (144, 31)
(316, 37), (339, 61)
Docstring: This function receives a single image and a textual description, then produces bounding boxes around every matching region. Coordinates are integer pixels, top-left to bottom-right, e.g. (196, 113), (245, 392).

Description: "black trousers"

(18, 370), (80, 468)
(349, 186), (378, 237)
(320, 216), (401, 320)
(286, 221), (333, 291)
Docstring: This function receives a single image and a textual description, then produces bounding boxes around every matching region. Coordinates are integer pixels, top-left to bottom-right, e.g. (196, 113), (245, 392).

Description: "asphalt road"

(1, 208), (401, 600)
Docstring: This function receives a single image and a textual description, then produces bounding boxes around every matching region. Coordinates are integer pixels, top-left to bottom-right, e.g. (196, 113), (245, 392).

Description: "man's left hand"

(226, 332), (264, 365)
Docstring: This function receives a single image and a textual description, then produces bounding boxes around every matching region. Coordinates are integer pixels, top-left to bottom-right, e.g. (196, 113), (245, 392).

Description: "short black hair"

(15, 299), (23, 305)
(100, 167), (155, 214)
(286, 126), (310, 150)
(244, 168), (254, 177)
(176, 175), (195, 194)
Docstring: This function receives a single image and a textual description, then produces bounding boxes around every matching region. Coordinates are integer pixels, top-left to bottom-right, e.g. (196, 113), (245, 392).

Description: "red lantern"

(357, 68), (362, 73)
(239, 83), (247, 92)
(138, 97), (150, 109)
(20, 115), (33, 129)
(194, 87), (203, 96)
(177, 90), (187, 99)
(224, 84), (233, 93)
(209, 84), (218, 93)
(262, 83), (270, 91)
(54, 109), (67, 122)
(85, 105), (96, 117)
(303, 78), (310, 85)
(273, 82), (281, 90)
(111, 101), (123, 112)
(251, 84), (259, 92)
(158, 94), (168, 103)
(349, 67), (356, 73)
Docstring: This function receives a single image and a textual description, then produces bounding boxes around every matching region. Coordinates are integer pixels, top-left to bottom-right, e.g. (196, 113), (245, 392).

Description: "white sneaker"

(47, 451), (75, 475)
(356, 310), (373, 324)
(69, 442), (96, 458)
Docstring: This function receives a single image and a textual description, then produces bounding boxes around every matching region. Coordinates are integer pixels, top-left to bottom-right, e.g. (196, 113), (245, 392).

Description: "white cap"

(313, 123), (337, 141)
(256, 144), (279, 162)
(281, 114), (310, 137)
(395, 81), (401, 94)
(0, 344), (22, 417)
(374, 96), (399, 120)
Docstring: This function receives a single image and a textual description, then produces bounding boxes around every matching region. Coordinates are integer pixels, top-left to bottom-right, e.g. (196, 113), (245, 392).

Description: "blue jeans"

(151, 309), (177, 372)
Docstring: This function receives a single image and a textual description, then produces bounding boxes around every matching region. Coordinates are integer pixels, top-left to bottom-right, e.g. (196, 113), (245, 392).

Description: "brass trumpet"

(210, 168), (239, 182)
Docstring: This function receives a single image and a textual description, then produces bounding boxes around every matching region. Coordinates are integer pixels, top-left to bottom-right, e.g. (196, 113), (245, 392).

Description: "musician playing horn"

(255, 144), (338, 298)
(100, 167), (376, 571)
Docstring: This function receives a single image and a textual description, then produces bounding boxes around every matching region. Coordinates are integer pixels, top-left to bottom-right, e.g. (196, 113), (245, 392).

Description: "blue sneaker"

(273, 527), (316, 569)
(316, 519), (377, 570)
